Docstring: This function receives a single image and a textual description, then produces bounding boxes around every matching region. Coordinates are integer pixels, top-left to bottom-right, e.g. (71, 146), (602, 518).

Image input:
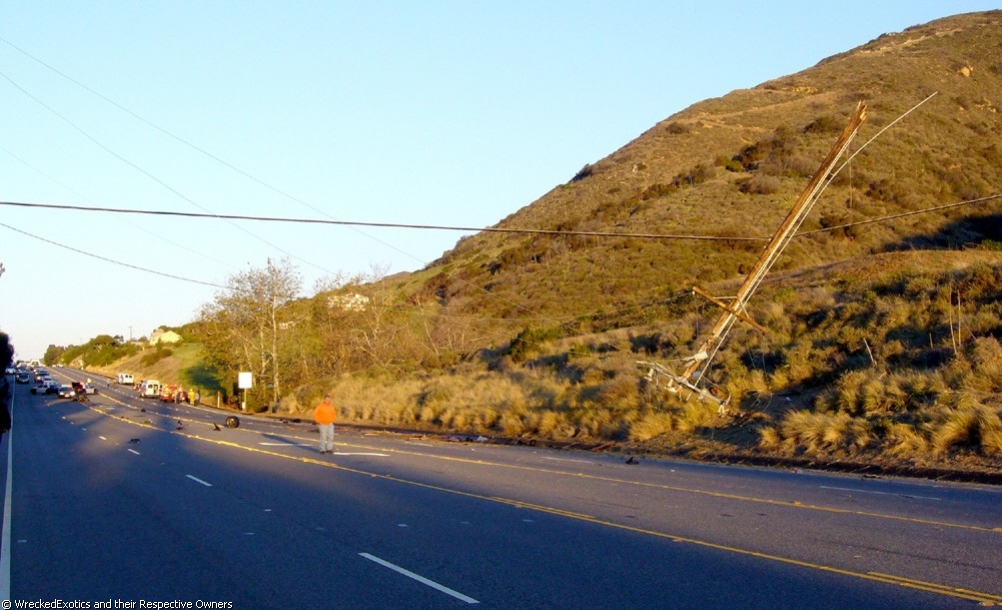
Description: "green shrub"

(141, 347), (173, 366)
(738, 174), (781, 195)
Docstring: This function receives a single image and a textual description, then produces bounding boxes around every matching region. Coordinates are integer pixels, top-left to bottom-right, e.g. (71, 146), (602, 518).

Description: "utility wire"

(800, 193), (1002, 235)
(0, 221), (225, 288)
(0, 42), (670, 331)
(0, 35), (427, 267)
(0, 200), (770, 242)
(0, 146), (239, 272)
(4, 195), (1001, 242)
(0, 68), (336, 276)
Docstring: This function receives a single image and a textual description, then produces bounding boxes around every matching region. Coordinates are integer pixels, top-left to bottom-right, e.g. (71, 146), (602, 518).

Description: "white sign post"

(238, 372), (252, 411)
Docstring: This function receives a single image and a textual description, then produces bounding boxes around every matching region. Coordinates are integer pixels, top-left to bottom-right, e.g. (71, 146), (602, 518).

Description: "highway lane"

(3, 368), (1000, 608)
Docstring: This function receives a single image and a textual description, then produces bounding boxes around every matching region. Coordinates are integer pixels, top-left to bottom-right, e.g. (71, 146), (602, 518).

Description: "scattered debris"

(213, 422), (221, 431)
(626, 456), (639, 465)
(128, 438), (140, 444)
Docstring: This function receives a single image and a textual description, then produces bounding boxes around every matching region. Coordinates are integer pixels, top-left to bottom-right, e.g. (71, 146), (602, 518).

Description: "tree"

(0, 330), (12, 437)
(200, 258), (302, 407)
(44, 344), (65, 366)
(0, 331), (13, 371)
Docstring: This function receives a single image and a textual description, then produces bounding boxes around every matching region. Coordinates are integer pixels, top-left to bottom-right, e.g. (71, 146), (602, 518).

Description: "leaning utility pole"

(640, 102), (868, 409)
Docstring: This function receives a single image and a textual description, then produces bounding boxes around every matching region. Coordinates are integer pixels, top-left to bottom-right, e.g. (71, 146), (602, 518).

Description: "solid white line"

(359, 553), (479, 604)
(255, 443), (387, 456)
(0, 398), (13, 600)
(127, 449), (140, 455)
(186, 474), (213, 487)
(333, 452), (388, 457)
(820, 485), (941, 501)
(541, 457), (593, 464)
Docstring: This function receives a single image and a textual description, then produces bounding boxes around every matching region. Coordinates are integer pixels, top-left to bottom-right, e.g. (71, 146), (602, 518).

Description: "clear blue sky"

(1, 1), (999, 359)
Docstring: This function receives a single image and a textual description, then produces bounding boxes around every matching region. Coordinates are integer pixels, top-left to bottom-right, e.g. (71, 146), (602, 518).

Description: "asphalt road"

(2, 368), (1000, 609)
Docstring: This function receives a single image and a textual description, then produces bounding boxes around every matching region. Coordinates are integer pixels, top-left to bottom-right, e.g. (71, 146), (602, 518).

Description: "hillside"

(312, 11), (1000, 469)
(392, 11), (1002, 347)
(147, 11), (1002, 476)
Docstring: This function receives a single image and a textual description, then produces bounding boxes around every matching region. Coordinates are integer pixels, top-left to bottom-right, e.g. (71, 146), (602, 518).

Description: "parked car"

(31, 380), (58, 394)
(57, 384), (76, 399)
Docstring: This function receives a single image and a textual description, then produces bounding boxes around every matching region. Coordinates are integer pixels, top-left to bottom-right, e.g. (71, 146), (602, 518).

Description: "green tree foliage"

(56, 335), (137, 367)
(199, 258), (302, 407)
(0, 331), (13, 371)
(43, 344), (65, 366)
(140, 346), (173, 366)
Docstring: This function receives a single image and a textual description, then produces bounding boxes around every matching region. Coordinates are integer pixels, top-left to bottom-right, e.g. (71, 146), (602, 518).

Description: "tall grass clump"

(776, 410), (873, 455)
(628, 412), (675, 441)
(924, 398), (1002, 455)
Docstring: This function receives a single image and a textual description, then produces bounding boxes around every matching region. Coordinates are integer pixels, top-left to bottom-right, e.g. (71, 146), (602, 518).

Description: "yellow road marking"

(86, 391), (1001, 536)
(66, 393), (1002, 606)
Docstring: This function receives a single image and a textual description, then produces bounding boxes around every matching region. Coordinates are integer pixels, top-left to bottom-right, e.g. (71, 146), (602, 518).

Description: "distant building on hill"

(327, 293), (370, 311)
(149, 328), (182, 345)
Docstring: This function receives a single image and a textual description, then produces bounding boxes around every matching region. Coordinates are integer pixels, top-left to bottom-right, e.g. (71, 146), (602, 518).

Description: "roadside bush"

(629, 412), (674, 441)
(738, 174), (781, 195)
(140, 347), (173, 366)
(777, 410), (873, 455)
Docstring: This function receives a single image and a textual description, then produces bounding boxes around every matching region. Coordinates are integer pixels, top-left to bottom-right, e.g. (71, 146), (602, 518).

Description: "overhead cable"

(0, 200), (770, 242)
(0, 35), (428, 267)
(0, 68), (336, 276)
(0, 221), (226, 288)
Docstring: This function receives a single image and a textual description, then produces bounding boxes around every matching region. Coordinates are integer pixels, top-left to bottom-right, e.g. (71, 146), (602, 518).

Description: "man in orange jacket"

(313, 395), (337, 454)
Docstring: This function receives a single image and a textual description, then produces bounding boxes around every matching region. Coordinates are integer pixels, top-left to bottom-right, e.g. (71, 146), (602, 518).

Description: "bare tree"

(202, 258), (302, 406)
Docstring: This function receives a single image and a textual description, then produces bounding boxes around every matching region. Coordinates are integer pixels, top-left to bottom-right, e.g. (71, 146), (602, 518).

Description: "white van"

(117, 373), (134, 385)
(139, 379), (161, 398)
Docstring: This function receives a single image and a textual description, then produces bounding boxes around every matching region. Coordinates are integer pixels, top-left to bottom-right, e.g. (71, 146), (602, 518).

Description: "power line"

(0, 200), (770, 242)
(0, 68), (337, 276)
(0, 145), (239, 273)
(0, 221), (225, 288)
(4, 194), (1001, 242)
(799, 193), (1002, 235)
(0, 34), (437, 269)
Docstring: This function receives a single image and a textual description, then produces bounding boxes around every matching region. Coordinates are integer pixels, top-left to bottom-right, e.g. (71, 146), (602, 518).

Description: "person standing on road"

(312, 395), (336, 454)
